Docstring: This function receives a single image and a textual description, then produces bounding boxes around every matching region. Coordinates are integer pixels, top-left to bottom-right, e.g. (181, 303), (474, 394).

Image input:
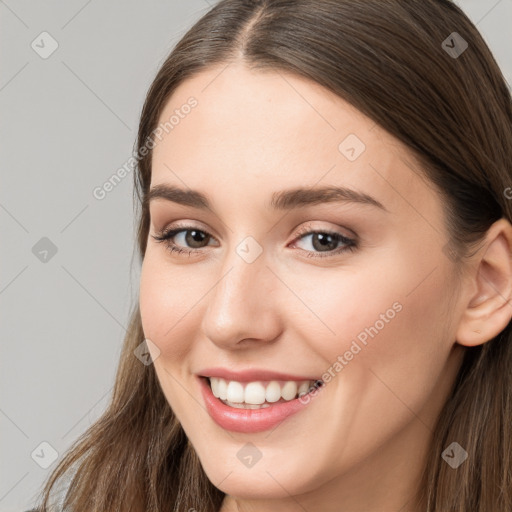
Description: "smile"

(210, 377), (319, 407)
(198, 375), (324, 433)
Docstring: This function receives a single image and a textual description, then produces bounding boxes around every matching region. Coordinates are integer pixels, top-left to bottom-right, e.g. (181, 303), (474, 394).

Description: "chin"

(198, 451), (324, 500)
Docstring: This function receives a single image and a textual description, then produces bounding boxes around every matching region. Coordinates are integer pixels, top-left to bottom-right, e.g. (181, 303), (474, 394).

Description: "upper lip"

(197, 367), (321, 382)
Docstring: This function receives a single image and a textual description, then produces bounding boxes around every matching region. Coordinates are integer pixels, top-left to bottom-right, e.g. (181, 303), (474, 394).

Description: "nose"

(200, 244), (283, 349)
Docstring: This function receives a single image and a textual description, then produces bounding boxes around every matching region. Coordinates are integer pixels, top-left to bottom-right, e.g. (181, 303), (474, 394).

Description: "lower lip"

(199, 377), (319, 433)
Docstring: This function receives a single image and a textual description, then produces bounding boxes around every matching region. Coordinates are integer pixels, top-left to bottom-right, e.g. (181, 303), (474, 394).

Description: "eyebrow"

(145, 184), (387, 212)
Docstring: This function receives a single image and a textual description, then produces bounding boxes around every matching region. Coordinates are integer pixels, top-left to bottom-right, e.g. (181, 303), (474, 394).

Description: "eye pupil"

(312, 233), (338, 252)
(186, 230), (209, 248)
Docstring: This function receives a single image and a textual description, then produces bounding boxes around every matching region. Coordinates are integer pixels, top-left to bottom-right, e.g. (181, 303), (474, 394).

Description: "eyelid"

(154, 221), (354, 244)
(292, 221), (356, 241)
(152, 220), (358, 258)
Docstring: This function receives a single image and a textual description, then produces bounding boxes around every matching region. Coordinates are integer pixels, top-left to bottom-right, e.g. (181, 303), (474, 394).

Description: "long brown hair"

(34, 1), (512, 510)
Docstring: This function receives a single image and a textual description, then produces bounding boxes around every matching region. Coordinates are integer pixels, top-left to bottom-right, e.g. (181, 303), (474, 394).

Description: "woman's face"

(139, 63), (466, 509)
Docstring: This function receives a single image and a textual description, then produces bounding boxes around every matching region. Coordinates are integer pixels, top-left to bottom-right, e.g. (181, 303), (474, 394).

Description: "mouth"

(209, 376), (323, 408)
(198, 375), (324, 433)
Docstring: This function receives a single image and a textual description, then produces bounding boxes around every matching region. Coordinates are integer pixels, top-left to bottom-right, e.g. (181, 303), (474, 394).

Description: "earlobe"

(456, 218), (512, 347)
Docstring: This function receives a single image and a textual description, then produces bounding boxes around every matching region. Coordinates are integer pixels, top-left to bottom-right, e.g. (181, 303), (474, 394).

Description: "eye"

(151, 222), (358, 259)
(290, 224), (357, 259)
(151, 224), (217, 257)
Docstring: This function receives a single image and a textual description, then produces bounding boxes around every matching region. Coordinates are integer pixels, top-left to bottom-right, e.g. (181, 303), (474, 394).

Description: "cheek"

(139, 251), (198, 359)
(139, 253), (203, 420)
(331, 261), (456, 428)
(306, 254), (454, 398)
(280, 264), (407, 360)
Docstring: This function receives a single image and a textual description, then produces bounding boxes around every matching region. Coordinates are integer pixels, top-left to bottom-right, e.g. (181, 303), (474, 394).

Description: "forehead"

(150, 62), (439, 220)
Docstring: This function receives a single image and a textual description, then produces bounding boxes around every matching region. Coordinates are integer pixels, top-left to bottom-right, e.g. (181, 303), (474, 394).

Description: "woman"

(32, 0), (512, 511)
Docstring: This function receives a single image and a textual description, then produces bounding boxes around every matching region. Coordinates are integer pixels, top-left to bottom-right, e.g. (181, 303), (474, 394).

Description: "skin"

(138, 62), (512, 512)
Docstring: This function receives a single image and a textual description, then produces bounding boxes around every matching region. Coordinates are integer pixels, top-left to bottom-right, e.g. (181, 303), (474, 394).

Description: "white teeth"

(281, 381), (298, 400)
(265, 381), (282, 403)
(244, 382), (267, 405)
(297, 381), (310, 396)
(226, 381), (245, 403)
(217, 378), (228, 400)
(210, 377), (220, 398)
(208, 377), (319, 405)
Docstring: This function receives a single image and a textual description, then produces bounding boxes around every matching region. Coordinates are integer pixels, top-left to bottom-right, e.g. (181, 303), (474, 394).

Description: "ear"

(456, 218), (512, 347)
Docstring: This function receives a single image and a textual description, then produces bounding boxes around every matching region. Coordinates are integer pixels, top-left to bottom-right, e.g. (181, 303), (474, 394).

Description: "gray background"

(1, 1), (510, 510)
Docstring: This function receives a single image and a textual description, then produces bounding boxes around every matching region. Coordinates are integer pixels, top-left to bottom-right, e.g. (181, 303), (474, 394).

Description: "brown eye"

(151, 225), (217, 256)
(291, 227), (358, 259)
(310, 232), (340, 252)
(151, 224), (358, 259)
(182, 229), (210, 248)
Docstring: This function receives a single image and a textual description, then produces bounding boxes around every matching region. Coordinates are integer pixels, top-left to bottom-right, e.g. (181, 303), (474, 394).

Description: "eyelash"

(151, 222), (358, 259)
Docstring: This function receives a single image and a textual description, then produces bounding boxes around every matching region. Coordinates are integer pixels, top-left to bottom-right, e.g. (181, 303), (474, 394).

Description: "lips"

(196, 367), (324, 433)
(197, 367), (322, 383)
